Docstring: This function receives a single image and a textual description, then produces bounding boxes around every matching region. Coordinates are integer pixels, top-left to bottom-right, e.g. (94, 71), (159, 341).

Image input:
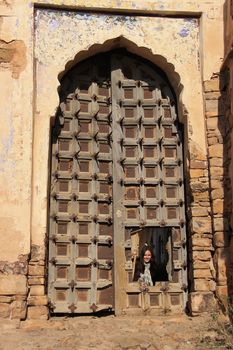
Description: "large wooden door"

(48, 50), (187, 315)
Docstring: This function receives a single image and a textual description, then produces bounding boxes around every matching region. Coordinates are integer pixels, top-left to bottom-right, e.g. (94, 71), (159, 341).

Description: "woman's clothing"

(133, 258), (158, 285)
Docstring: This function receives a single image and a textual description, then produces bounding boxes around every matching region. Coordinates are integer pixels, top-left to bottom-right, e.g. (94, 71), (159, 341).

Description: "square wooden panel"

(76, 266), (91, 281)
(98, 161), (110, 175)
(56, 243), (70, 257)
(99, 223), (113, 236)
(172, 270), (180, 283)
(56, 289), (68, 302)
(99, 141), (111, 154)
(143, 108), (155, 119)
(98, 86), (109, 97)
(124, 88), (134, 99)
(99, 182), (111, 195)
(58, 180), (70, 192)
(58, 200), (69, 213)
(58, 159), (73, 172)
(173, 249), (179, 260)
(124, 165), (138, 179)
(145, 186), (158, 199)
(124, 126), (138, 139)
(170, 293), (182, 306)
(79, 201), (89, 214)
(56, 266), (68, 280)
(164, 146), (177, 159)
(78, 222), (89, 235)
(98, 122), (110, 134)
(143, 146), (158, 159)
(164, 166), (177, 179)
(63, 119), (71, 132)
(166, 207), (178, 220)
(124, 107), (136, 118)
(77, 289), (89, 302)
(99, 104), (110, 115)
(78, 121), (91, 134)
(98, 245), (113, 260)
(163, 107), (172, 119)
(172, 228), (181, 242)
(150, 293), (161, 307)
(166, 186), (177, 199)
(146, 206), (157, 220)
(79, 140), (90, 152)
(97, 286), (113, 305)
(144, 126), (157, 139)
(143, 86), (153, 99)
(57, 222), (68, 235)
(144, 166), (158, 179)
(78, 160), (91, 173)
(79, 101), (89, 113)
(125, 186), (140, 201)
(58, 139), (70, 151)
(128, 293), (139, 307)
(78, 180), (90, 193)
(98, 202), (110, 215)
(124, 146), (138, 158)
(126, 207), (139, 220)
(162, 126), (173, 139)
(77, 244), (89, 258)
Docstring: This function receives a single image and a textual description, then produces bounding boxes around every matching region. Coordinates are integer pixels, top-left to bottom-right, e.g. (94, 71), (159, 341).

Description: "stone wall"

(204, 74), (233, 311)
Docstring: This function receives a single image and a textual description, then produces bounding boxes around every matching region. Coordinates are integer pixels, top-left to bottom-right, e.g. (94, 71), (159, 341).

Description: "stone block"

(192, 237), (212, 247)
(209, 166), (224, 177)
(213, 231), (229, 248)
(0, 275), (27, 295)
(0, 296), (13, 303)
(29, 285), (45, 296)
(0, 303), (11, 318)
(28, 277), (45, 285)
(211, 188), (224, 200)
(190, 169), (207, 178)
(190, 181), (209, 192)
(214, 248), (229, 285)
(205, 91), (221, 100)
(216, 286), (228, 309)
(192, 191), (210, 201)
(27, 306), (48, 320)
(204, 79), (219, 92)
(193, 279), (216, 292)
(11, 300), (27, 320)
(206, 117), (218, 130)
(208, 137), (218, 145)
(189, 292), (217, 315)
(193, 269), (212, 278)
(210, 179), (223, 189)
(212, 199), (223, 214)
(213, 217), (228, 231)
(209, 144), (223, 158)
(190, 160), (207, 169)
(193, 250), (211, 261)
(191, 207), (209, 217)
(192, 219), (211, 234)
(27, 295), (48, 306)
(28, 265), (45, 276)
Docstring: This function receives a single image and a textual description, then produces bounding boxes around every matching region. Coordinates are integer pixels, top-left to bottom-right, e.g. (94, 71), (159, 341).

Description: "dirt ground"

(0, 313), (232, 350)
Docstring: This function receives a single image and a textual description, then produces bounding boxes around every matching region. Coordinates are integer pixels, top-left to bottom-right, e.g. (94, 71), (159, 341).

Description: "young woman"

(133, 244), (158, 286)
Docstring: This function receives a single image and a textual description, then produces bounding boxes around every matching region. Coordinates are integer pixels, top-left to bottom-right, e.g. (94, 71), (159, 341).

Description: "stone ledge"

(0, 275), (27, 295)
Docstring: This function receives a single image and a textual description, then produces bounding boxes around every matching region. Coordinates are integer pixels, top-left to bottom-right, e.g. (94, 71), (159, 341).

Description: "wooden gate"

(48, 50), (187, 315)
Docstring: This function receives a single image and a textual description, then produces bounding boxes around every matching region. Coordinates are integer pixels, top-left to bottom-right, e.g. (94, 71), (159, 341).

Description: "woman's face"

(143, 250), (152, 263)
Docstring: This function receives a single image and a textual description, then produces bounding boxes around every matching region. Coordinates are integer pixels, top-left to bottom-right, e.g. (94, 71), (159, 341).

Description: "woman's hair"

(139, 244), (155, 264)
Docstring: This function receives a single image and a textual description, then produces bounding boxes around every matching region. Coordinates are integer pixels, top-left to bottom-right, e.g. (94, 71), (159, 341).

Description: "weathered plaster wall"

(0, 0), (226, 318)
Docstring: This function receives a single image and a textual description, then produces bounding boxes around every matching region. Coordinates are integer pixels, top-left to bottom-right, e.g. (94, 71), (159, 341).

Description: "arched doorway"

(48, 50), (187, 315)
